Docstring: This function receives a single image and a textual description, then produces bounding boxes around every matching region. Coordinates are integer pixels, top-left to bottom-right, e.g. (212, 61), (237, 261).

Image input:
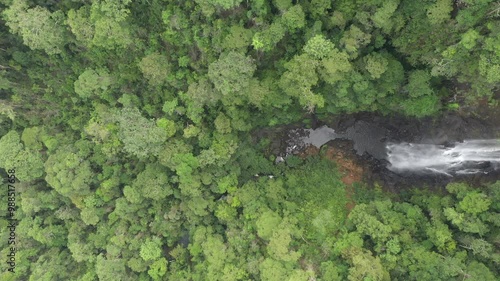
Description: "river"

(261, 112), (500, 189)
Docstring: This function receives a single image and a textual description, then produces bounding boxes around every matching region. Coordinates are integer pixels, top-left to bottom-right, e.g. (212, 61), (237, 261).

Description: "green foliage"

(195, 0), (244, 11)
(274, 0), (292, 11)
(252, 22), (286, 51)
(372, 0), (399, 33)
(458, 192), (491, 214)
(96, 255), (130, 281)
(138, 53), (171, 86)
(304, 35), (335, 59)
(44, 145), (95, 207)
(0, 130), (44, 181)
(3, 0), (67, 54)
(256, 210), (282, 240)
(364, 53), (389, 79)
(140, 237), (163, 261)
(11, 149), (44, 182)
(114, 107), (168, 159)
(208, 51), (256, 99)
(259, 258), (289, 281)
(279, 54), (323, 110)
(67, 0), (133, 49)
(407, 70), (434, 98)
(74, 68), (114, 99)
(133, 164), (173, 200)
(340, 25), (372, 58)
(427, 0), (453, 25)
(148, 258), (168, 280)
(400, 94), (440, 117)
(461, 29), (480, 50)
(2, 0), (500, 280)
(0, 130), (23, 168)
(222, 25), (253, 50)
(21, 126), (45, 150)
(281, 5), (306, 31)
(396, 70), (441, 117)
(156, 118), (176, 138)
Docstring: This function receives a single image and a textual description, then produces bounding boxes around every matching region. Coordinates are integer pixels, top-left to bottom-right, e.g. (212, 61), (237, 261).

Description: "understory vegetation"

(0, 0), (499, 280)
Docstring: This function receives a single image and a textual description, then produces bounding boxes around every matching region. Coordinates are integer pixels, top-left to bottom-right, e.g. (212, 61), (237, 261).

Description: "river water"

(279, 113), (500, 181)
(387, 140), (500, 176)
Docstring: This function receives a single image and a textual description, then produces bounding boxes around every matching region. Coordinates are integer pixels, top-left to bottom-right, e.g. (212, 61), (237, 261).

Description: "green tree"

(259, 258), (289, 281)
(406, 70), (434, 98)
(208, 51), (256, 99)
(11, 149), (44, 182)
(252, 22), (286, 51)
(222, 25), (253, 50)
(281, 5), (306, 31)
(427, 0), (453, 25)
(279, 54), (323, 111)
(267, 222), (301, 262)
(0, 130), (44, 181)
(458, 191), (491, 215)
(95, 255), (131, 281)
(364, 53), (389, 79)
(140, 237), (163, 261)
(303, 35), (335, 60)
(148, 258), (168, 280)
(372, 0), (399, 34)
(0, 130), (24, 168)
(138, 53), (172, 86)
(340, 25), (371, 58)
(67, 0), (134, 49)
(343, 247), (390, 281)
(256, 210), (282, 240)
(114, 107), (168, 159)
(3, 0), (67, 54)
(44, 144), (95, 208)
(74, 68), (114, 100)
(132, 164), (173, 200)
(195, 0), (244, 11)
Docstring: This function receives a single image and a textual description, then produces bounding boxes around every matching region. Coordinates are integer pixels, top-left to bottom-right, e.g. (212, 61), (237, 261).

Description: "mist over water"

(387, 140), (500, 176)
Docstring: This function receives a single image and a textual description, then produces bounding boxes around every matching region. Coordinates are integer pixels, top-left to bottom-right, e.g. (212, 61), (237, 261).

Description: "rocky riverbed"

(256, 111), (500, 191)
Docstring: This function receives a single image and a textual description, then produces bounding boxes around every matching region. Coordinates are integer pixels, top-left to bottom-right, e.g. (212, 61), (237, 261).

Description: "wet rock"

(276, 111), (500, 189)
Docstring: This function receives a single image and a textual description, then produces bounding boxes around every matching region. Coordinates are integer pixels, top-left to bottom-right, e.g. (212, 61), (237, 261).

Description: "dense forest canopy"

(0, 0), (499, 280)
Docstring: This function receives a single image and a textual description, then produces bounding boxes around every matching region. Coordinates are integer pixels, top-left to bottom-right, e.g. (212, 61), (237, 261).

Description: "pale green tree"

(252, 22), (286, 51)
(281, 5), (306, 31)
(303, 35), (335, 60)
(148, 258), (168, 280)
(114, 107), (168, 158)
(74, 68), (114, 99)
(67, 0), (133, 49)
(140, 237), (163, 261)
(427, 0), (453, 25)
(138, 52), (171, 86)
(208, 51), (256, 97)
(0, 130), (44, 182)
(364, 53), (389, 79)
(3, 0), (67, 54)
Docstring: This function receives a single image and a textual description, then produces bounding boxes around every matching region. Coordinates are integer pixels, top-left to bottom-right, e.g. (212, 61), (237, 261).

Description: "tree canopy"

(0, 0), (499, 280)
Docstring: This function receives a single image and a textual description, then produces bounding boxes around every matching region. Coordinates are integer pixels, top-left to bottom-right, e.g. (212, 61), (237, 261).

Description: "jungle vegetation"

(0, 0), (499, 280)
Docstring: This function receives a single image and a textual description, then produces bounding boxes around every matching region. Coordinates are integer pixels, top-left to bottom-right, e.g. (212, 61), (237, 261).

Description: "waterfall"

(386, 139), (500, 175)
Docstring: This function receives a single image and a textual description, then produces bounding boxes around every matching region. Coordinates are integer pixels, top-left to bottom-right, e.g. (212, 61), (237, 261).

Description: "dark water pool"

(276, 112), (500, 189)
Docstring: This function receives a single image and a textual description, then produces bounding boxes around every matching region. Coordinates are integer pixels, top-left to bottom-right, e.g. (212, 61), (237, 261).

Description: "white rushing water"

(387, 139), (500, 176)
